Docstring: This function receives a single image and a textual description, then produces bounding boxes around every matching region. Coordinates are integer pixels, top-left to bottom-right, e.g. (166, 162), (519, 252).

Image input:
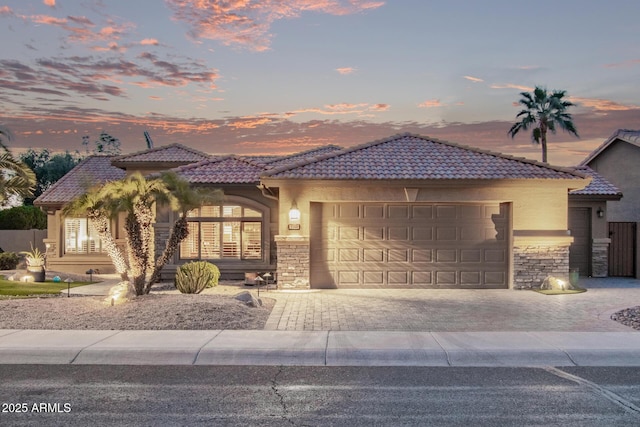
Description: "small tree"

(508, 86), (579, 163)
(20, 149), (82, 204)
(82, 131), (122, 155)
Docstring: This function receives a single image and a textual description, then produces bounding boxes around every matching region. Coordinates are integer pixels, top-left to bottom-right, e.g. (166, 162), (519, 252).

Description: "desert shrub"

(0, 252), (19, 270)
(0, 206), (46, 230)
(175, 261), (219, 294)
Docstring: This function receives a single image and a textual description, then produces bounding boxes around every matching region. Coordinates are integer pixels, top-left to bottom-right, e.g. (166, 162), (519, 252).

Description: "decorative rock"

(234, 291), (262, 307)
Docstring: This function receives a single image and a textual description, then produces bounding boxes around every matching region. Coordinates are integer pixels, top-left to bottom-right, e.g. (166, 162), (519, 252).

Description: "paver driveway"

(263, 278), (640, 332)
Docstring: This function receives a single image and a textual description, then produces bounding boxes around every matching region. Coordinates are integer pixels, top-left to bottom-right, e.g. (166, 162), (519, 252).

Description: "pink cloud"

(140, 38), (159, 46)
(418, 99), (443, 108)
(166, 0), (385, 51)
(371, 103), (390, 111)
(0, 6), (13, 15)
(336, 67), (356, 75)
(570, 97), (639, 112)
(463, 75), (483, 83)
(43, 0), (56, 7)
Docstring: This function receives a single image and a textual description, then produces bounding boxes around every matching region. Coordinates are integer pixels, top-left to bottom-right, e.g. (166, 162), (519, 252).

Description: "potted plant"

(20, 244), (46, 282)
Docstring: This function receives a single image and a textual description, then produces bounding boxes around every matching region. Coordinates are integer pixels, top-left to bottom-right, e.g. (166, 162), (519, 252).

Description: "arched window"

(179, 201), (265, 261)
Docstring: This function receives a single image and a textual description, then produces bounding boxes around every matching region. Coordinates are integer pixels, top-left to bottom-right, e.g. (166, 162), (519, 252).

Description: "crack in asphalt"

(271, 365), (296, 426)
(544, 367), (640, 417)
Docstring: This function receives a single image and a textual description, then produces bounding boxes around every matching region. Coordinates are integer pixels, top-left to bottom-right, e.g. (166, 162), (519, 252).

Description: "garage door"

(310, 203), (509, 289)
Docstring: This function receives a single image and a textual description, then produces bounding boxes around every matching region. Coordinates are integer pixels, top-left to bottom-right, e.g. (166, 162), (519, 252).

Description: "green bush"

(175, 261), (220, 294)
(0, 252), (19, 270)
(0, 206), (47, 230)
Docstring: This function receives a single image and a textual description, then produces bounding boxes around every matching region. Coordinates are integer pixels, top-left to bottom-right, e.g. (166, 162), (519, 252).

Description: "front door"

(608, 222), (636, 277)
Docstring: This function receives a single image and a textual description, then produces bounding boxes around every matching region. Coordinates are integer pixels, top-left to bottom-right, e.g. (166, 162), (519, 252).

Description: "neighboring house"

(568, 166), (622, 278)
(579, 129), (640, 278)
(36, 133), (598, 289)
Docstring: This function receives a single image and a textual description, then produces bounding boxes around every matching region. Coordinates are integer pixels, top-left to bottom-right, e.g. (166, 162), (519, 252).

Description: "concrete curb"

(1, 330), (640, 367)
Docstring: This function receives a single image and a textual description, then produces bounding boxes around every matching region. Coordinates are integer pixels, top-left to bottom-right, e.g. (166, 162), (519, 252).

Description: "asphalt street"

(1, 365), (640, 426)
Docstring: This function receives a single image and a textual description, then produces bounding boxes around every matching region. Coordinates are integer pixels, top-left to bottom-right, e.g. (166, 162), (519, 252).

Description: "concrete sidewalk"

(1, 329), (640, 367)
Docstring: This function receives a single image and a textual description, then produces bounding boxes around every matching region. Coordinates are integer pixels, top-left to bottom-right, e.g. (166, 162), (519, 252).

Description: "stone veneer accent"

(275, 235), (310, 289)
(591, 238), (611, 278)
(513, 244), (570, 289)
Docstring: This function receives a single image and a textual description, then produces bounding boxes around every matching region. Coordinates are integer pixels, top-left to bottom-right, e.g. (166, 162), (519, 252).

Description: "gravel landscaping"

(0, 281), (275, 330)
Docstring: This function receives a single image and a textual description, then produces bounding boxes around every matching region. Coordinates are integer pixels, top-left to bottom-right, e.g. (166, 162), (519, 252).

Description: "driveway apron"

(263, 278), (640, 332)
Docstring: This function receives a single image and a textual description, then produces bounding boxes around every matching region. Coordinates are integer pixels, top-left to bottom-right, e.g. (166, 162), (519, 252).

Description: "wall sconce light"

(288, 200), (301, 230)
(597, 207), (604, 218)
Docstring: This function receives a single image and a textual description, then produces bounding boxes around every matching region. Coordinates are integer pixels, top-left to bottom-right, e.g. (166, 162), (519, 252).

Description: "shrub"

(175, 261), (219, 294)
(0, 206), (47, 230)
(0, 252), (19, 270)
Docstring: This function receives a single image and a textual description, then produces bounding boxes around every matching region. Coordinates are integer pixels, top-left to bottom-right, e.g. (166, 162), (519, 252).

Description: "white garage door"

(310, 203), (509, 289)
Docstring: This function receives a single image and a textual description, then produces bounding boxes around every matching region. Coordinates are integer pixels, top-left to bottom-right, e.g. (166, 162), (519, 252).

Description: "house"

(36, 133), (598, 289)
(578, 129), (640, 278)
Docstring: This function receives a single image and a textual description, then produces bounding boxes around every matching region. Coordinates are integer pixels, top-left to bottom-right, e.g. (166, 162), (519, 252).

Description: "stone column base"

(513, 237), (572, 289)
(275, 235), (310, 289)
(591, 238), (611, 278)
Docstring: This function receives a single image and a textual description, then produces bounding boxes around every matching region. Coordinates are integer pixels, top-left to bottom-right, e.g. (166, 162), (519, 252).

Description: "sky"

(1, 0), (639, 166)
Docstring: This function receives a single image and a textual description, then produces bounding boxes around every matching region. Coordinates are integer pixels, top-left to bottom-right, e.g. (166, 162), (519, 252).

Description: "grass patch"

(0, 278), (94, 297)
(533, 287), (587, 295)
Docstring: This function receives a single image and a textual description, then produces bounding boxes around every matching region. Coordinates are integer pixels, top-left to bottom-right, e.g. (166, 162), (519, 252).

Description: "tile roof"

(569, 166), (622, 197)
(111, 143), (211, 164)
(34, 156), (125, 206)
(261, 145), (343, 168)
(580, 129), (640, 166)
(263, 133), (586, 180)
(171, 156), (267, 184)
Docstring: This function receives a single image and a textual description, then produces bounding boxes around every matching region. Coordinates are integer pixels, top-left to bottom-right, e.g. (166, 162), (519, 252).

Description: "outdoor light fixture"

(288, 200), (301, 230)
(597, 207), (604, 218)
(289, 200), (300, 221)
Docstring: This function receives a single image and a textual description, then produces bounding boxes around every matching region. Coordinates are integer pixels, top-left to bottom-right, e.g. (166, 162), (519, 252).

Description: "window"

(64, 218), (108, 254)
(180, 204), (264, 261)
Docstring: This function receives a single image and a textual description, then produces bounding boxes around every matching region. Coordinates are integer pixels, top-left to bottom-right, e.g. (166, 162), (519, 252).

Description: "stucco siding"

(587, 140), (640, 222)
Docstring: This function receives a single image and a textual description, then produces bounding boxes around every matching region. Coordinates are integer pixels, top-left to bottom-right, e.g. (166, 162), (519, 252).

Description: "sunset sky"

(1, 0), (639, 166)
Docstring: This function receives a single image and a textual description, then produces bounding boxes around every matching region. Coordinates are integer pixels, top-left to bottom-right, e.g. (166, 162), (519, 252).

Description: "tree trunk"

(146, 216), (189, 294)
(88, 211), (128, 277)
(540, 121), (548, 163)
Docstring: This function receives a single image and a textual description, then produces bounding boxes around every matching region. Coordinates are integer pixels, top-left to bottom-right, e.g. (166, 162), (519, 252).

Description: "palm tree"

(0, 125), (14, 152)
(508, 86), (579, 163)
(106, 172), (172, 295)
(63, 185), (129, 279)
(0, 152), (36, 204)
(147, 172), (223, 292)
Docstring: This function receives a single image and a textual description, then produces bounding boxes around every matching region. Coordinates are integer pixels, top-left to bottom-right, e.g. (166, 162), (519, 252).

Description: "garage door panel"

(412, 249), (432, 262)
(461, 271), (481, 285)
(364, 248), (384, 262)
(363, 205), (384, 219)
(412, 271), (432, 284)
(436, 227), (457, 240)
(412, 206), (433, 219)
(338, 248), (359, 262)
(388, 205), (409, 219)
(436, 249), (456, 262)
(338, 226), (359, 240)
(436, 271), (456, 285)
(389, 249), (409, 262)
(461, 249), (482, 263)
(485, 249), (506, 263)
(412, 227), (433, 240)
(364, 226), (384, 240)
(364, 271), (384, 284)
(388, 271), (409, 285)
(311, 202), (509, 289)
(388, 227), (409, 240)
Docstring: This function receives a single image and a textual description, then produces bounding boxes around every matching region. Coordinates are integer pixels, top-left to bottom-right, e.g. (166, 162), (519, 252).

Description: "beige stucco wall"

(264, 178), (587, 237)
